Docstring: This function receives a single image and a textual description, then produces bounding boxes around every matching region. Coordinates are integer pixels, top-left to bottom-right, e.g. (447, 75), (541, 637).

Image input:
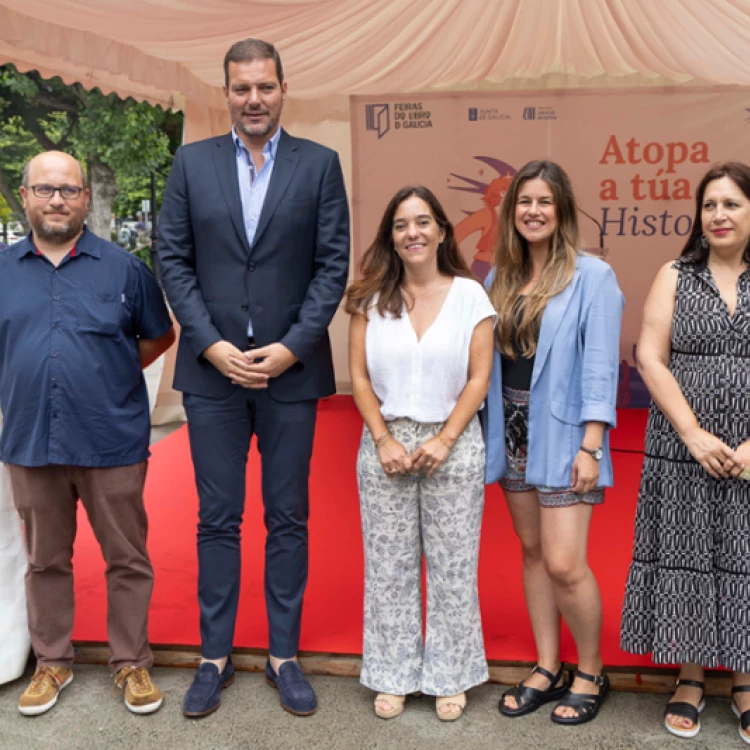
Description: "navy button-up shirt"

(0, 227), (172, 468)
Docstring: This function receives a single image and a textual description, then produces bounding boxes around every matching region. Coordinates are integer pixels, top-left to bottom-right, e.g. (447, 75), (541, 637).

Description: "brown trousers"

(7, 462), (154, 672)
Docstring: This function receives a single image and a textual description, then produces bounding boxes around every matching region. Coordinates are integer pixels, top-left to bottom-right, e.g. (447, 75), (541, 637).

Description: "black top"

(500, 296), (536, 391)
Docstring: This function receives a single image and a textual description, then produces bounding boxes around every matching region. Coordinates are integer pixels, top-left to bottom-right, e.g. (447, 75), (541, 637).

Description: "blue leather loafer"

(183, 658), (235, 718)
(265, 659), (317, 716)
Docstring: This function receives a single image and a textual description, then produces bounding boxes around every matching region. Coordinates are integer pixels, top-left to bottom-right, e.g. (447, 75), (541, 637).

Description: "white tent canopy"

(4, 0), (749, 183)
(3, 0), (749, 175)
(3, 0), (750, 109)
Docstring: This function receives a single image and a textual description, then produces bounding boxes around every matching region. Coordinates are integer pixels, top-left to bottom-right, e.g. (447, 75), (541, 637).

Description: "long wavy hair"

(345, 185), (472, 317)
(680, 161), (750, 265)
(487, 160), (580, 358)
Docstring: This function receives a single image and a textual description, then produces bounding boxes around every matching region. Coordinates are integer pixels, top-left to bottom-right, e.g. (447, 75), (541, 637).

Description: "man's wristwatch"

(579, 445), (603, 461)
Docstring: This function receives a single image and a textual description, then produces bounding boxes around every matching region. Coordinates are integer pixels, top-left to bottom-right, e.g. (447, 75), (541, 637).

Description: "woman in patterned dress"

(345, 186), (496, 721)
(484, 161), (624, 725)
(621, 162), (750, 742)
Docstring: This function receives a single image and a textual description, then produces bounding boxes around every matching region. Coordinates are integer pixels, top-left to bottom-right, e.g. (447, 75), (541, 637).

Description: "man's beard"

(236, 110), (280, 139)
(29, 213), (84, 245)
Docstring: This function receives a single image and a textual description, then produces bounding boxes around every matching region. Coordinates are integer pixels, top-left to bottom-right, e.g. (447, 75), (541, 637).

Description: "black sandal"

(664, 677), (705, 739)
(498, 664), (568, 717)
(550, 669), (609, 725)
(731, 684), (750, 746)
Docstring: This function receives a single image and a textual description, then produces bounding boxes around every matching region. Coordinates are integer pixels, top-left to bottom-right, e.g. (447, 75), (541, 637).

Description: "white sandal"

(374, 693), (405, 719)
(732, 685), (750, 745)
(436, 692), (466, 722)
(664, 678), (705, 739)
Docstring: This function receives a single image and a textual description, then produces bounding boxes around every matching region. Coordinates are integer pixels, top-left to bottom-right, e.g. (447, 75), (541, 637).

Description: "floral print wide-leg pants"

(357, 415), (488, 696)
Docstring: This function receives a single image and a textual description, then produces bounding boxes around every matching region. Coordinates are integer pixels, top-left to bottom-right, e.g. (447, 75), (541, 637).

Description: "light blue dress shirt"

(233, 125), (281, 336)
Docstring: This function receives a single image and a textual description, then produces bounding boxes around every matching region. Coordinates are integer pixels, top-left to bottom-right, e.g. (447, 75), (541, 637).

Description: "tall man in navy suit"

(158, 39), (350, 718)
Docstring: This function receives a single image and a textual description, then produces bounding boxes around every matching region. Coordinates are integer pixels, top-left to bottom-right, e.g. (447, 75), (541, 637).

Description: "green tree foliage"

(0, 64), (182, 233)
(0, 107), (42, 223)
(0, 194), (14, 242)
(111, 166), (171, 219)
(71, 90), (177, 178)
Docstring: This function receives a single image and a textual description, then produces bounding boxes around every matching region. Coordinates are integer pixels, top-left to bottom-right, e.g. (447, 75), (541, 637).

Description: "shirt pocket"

(549, 399), (586, 477)
(549, 398), (582, 425)
(76, 294), (123, 337)
(549, 342), (583, 424)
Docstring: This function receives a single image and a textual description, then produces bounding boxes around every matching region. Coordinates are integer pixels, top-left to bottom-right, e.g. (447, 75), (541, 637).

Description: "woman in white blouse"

(346, 186), (496, 721)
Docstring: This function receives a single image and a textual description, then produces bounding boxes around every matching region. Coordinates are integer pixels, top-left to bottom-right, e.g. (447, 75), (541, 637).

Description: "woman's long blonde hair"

(488, 160), (580, 358)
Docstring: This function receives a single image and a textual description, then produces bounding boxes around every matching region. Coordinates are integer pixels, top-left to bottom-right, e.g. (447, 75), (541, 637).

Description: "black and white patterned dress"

(621, 258), (750, 671)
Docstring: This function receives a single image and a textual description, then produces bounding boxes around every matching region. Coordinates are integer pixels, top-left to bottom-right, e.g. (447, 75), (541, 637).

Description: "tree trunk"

(87, 157), (118, 240)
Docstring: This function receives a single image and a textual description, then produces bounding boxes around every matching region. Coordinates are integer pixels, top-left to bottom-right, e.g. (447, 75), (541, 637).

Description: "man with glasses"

(0, 151), (175, 716)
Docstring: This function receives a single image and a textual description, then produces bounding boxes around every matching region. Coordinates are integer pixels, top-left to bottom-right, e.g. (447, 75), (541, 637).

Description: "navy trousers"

(183, 389), (318, 659)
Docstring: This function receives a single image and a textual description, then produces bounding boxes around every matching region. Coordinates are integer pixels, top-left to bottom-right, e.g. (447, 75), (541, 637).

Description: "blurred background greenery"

(0, 63), (183, 270)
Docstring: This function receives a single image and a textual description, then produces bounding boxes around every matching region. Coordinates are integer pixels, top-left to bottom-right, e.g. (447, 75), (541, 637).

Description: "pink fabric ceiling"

(1, 0), (750, 108)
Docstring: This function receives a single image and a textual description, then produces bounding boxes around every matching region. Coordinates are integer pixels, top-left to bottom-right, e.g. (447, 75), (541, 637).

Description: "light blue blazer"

(482, 255), (624, 487)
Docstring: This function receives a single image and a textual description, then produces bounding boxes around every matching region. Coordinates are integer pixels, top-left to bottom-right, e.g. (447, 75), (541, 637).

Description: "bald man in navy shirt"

(0, 151), (175, 716)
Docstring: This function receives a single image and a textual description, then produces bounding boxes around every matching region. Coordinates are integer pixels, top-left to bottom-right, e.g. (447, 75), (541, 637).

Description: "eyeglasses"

(29, 185), (85, 200)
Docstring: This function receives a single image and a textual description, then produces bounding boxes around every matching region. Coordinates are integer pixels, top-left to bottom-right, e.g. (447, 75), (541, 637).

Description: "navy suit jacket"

(158, 129), (350, 401)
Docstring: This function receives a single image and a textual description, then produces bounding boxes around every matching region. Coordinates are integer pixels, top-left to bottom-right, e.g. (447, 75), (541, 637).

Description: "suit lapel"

(251, 129), (300, 250)
(531, 265), (582, 389)
(213, 133), (251, 254)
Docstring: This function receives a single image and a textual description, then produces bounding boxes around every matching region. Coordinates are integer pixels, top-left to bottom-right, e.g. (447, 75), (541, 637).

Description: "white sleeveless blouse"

(365, 276), (497, 423)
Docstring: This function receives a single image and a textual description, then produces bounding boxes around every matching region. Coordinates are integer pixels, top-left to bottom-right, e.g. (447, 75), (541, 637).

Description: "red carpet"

(71, 397), (655, 667)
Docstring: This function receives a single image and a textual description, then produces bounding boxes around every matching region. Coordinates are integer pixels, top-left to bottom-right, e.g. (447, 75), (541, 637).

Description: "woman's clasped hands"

(681, 425), (748, 479)
(377, 433), (453, 477)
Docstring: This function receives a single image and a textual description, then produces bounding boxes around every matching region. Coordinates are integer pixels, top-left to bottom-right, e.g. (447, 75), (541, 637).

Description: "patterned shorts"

(499, 385), (604, 508)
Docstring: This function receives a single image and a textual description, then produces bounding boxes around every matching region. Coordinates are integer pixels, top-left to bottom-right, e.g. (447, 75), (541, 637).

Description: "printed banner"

(351, 89), (750, 407)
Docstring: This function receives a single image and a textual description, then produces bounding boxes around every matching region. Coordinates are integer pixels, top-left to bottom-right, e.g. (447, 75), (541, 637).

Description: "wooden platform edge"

(72, 644), (734, 697)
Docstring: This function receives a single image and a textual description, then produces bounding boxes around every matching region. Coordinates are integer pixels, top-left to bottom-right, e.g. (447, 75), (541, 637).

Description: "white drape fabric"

(0, 413), (31, 685)
(2, 0), (750, 107)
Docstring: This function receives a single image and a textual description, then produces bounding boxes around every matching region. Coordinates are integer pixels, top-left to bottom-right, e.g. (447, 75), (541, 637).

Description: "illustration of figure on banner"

(450, 157), (517, 281)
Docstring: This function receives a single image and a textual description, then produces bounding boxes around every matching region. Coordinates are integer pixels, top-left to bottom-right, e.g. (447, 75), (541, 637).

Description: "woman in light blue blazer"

(484, 161), (624, 725)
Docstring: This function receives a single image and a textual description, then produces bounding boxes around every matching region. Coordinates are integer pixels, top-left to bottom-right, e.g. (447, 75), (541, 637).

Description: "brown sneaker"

(18, 666), (73, 716)
(114, 666), (163, 714)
